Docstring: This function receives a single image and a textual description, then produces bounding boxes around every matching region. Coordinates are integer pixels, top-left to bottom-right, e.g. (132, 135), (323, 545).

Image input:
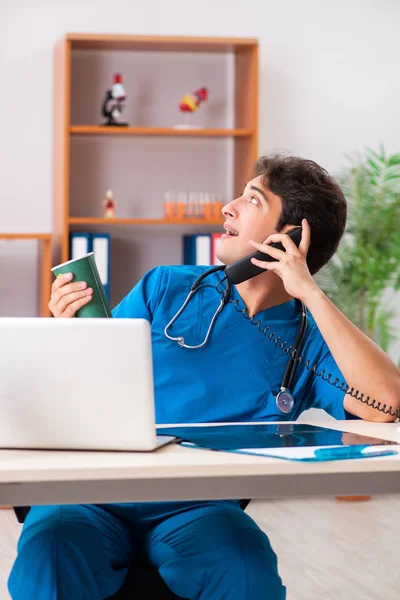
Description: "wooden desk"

(1, 420), (400, 507)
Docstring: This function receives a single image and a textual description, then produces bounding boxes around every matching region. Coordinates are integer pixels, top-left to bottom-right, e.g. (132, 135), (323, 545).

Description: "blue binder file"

(91, 233), (111, 303)
(183, 234), (211, 265)
(183, 235), (194, 264)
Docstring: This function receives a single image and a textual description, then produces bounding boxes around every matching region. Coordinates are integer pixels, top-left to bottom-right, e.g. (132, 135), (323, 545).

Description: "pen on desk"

(313, 445), (397, 461)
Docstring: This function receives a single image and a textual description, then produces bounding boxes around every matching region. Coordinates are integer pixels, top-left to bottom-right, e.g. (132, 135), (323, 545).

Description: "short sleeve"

(307, 346), (347, 419)
(112, 266), (167, 322)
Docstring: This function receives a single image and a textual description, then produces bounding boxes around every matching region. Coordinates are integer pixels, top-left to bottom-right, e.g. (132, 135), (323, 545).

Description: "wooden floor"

(1, 496), (399, 599)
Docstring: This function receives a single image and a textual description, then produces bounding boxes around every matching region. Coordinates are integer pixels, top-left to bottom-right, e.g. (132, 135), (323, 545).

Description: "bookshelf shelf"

(69, 218), (224, 226)
(70, 126), (253, 137)
(0, 233), (51, 241)
(67, 33), (257, 53)
(0, 233), (51, 317)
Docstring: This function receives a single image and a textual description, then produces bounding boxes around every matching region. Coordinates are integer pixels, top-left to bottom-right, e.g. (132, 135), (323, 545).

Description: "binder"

(92, 233), (111, 303)
(70, 233), (92, 260)
(183, 234), (211, 265)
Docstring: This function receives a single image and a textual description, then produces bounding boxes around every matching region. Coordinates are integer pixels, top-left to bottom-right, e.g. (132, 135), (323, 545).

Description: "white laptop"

(0, 318), (176, 451)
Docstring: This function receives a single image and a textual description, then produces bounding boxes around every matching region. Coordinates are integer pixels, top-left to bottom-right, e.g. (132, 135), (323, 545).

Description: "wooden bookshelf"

(0, 234), (52, 317)
(53, 34), (258, 305)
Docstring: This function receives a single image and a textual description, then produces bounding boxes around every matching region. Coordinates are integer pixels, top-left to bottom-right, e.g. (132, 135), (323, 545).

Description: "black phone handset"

(225, 226), (303, 284)
(224, 226), (399, 420)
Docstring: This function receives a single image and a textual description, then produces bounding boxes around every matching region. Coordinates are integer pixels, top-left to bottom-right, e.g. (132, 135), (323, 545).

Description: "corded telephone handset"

(223, 226), (398, 420)
(225, 226), (303, 284)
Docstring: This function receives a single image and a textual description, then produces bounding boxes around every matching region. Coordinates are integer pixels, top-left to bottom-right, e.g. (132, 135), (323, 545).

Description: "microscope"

(102, 73), (129, 126)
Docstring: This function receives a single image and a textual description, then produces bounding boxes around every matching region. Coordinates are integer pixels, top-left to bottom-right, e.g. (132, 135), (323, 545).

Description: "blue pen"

(313, 445), (397, 461)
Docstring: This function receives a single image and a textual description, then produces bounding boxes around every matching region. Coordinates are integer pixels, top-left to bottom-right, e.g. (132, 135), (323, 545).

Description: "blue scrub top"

(112, 265), (346, 424)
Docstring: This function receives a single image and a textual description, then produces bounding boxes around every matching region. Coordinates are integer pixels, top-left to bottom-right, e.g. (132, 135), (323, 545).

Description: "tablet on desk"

(157, 423), (399, 461)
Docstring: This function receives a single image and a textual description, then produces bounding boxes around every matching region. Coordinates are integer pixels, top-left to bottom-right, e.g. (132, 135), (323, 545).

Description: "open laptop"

(0, 318), (175, 451)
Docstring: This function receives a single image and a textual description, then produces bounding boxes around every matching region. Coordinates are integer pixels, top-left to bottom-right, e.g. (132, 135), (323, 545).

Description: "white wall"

(1, 0), (400, 354)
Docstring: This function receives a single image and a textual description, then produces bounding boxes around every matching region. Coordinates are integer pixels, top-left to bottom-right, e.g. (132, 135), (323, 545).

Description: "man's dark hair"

(254, 154), (347, 275)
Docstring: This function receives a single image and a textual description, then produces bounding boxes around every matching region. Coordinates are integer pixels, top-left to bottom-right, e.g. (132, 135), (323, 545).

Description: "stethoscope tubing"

(163, 266), (307, 413)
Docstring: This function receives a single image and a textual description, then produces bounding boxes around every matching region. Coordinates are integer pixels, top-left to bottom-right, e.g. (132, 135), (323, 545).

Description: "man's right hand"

(48, 272), (93, 317)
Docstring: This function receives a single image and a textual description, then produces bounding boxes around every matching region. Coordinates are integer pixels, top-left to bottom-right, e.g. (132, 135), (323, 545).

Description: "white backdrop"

(1, 0), (399, 357)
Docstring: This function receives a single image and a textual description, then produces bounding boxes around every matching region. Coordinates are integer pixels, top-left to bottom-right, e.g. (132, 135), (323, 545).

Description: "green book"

(51, 252), (112, 318)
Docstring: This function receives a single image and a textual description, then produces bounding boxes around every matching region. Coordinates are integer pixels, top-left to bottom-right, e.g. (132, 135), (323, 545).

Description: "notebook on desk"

(157, 423), (399, 461)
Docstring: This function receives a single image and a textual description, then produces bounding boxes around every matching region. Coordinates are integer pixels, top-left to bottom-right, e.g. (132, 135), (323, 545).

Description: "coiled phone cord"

(222, 283), (400, 420)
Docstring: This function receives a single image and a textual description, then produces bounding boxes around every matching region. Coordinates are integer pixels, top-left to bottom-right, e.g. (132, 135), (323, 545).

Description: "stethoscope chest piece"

(275, 390), (295, 414)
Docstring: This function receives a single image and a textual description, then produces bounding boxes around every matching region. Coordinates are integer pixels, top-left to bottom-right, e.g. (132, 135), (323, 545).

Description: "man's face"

(217, 176), (284, 265)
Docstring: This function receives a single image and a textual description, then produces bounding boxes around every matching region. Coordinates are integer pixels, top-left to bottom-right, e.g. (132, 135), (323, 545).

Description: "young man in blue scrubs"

(9, 155), (400, 600)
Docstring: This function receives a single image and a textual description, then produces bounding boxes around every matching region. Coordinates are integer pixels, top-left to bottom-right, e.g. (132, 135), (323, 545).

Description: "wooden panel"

(70, 126), (253, 137)
(251, 45), (259, 157)
(234, 137), (257, 198)
(52, 38), (71, 267)
(37, 238), (52, 317)
(234, 45), (259, 132)
(67, 33), (258, 53)
(234, 45), (258, 196)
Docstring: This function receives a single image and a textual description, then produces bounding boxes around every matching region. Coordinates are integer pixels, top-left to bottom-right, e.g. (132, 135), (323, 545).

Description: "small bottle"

(177, 191), (187, 220)
(198, 192), (205, 219)
(189, 192), (198, 219)
(203, 192), (211, 219)
(164, 191), (176, 219)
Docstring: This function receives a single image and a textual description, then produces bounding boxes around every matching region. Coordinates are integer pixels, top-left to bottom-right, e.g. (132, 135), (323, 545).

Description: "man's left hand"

(248, 219), (319, 302)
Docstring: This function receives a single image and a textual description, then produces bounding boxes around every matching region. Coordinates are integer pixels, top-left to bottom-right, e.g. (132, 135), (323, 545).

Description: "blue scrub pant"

(8, 501), (286, 600)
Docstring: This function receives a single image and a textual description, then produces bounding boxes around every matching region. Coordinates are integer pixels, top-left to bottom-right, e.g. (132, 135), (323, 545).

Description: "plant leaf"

(330, 145), (400, 353)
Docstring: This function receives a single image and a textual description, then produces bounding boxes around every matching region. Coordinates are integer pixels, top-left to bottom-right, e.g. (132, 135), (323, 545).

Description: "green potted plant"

(316, 146), (400, 358)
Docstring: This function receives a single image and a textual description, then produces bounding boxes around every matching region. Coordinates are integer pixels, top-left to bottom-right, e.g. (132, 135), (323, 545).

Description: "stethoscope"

(164, 265), (308, 414)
